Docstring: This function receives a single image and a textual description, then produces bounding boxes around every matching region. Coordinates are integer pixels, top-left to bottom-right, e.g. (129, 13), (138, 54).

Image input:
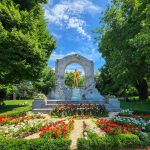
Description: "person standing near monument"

(73, 69), (79, 88)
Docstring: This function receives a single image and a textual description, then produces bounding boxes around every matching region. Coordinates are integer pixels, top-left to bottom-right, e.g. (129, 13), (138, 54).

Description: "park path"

(70, 120), (83, 150)
(85, 119), (105, 136)
(69, 118), (108, 150)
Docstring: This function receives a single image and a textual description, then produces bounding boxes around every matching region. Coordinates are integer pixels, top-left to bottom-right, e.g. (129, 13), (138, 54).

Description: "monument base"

(71, 88), (82, 100)
(32, 98), (121, 113)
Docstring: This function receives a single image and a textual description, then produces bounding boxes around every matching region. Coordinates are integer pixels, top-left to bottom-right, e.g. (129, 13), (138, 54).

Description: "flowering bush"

(0, 113), (44, 125)
(34, 93), (46, 100)
(0, 119), (50, 140)
(119, 109), (133, 116)
(96, 118), (141, 135)
(51, 104), (106, 117)
(113, 116), (150, 131)
(39, 119), (74, 139)
(131, 114), (150, 121)
(69, 114), (91, 120)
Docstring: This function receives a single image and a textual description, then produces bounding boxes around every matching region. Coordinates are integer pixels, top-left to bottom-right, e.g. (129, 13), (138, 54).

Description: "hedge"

(0, 138), (71, 150)
(77, 134), (140, 150)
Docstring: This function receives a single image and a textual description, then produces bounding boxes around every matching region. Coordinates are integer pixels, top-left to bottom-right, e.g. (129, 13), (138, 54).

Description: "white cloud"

(44, 0), (101, 40)
(50, 51), (77, 61)
(52, 33), (62, 40)
(49, 52), (65, 61)
(50, 48), (102, 63)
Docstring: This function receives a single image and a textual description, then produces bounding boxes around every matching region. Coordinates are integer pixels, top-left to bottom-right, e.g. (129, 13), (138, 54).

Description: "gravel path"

(25, 132), (40, 139)
(70, 120), (83, 150)
(86, 119), (105, 136)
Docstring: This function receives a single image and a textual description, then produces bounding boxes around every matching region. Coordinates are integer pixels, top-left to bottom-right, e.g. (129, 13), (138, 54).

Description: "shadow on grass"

(0, 105), (26, 114)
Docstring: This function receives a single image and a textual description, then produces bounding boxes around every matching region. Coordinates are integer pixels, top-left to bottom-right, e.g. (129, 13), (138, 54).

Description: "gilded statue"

(73, 69), (79, 88)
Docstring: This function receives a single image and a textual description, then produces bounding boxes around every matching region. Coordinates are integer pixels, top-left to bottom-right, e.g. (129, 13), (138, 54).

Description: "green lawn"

(0, 100), (33, 116)
(120, 101), (150, 114)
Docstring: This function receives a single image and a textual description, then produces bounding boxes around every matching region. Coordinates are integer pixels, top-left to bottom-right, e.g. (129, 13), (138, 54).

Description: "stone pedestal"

(71, 89), (82, 100)
(32, 99), (46, 109)
(105, 98), (121, 112)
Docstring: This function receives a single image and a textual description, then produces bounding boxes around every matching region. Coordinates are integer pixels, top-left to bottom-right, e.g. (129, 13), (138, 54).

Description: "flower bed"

(119, 109), (150, 121)
(39, 119), (74, 139)
(119, 109), (133, 116)
(51, 104), (106, 117)
(113, 116), (150, 131)
(96, 118), (141, 135)
(131, 114), (150, 121)
(0, 113), (44, 125)
(0, 119), (50, 140)
(0, 113), (49, 140)
(69, 114), (91, 119)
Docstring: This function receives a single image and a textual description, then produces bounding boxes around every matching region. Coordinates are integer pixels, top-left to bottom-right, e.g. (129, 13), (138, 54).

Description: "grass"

(120, 101), (150, 114)
(0, 100), (33, 116)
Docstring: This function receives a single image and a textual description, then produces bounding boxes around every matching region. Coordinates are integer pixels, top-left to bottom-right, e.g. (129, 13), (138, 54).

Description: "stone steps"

(32, 108), (53, 113)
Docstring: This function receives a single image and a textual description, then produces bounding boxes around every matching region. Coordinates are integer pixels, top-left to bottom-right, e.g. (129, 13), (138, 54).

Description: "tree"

(97, 0), (150, 101)
(0, 84), (16, 100)
(0, 0), (56, 84)
(95, 65), (138, 97)
(33, 66), (55, 95)
(15, 82), (35, 99)
(95, 65), (119, 96)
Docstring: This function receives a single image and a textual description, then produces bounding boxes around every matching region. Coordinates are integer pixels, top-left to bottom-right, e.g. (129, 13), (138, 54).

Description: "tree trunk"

(13, 92), (16, 100)
(135, 79), (148, 101)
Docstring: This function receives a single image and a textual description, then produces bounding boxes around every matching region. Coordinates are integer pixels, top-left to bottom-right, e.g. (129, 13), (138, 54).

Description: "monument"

(32, 54), (120, 112)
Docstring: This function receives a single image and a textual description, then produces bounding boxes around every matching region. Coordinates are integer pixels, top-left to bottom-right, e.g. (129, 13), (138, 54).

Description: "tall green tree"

(95, 65), (138, 97)
(98, 0), (150, 100)
(0, 0), (56, 84)
(95, 65), (119, 96)
(33, 66), (55, 95)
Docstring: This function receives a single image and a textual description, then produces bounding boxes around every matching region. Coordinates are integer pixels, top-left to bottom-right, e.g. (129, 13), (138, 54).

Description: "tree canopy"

(0, 0), (56, 84)
(33, 66), (55, 95)
(97, 0), (150, 100)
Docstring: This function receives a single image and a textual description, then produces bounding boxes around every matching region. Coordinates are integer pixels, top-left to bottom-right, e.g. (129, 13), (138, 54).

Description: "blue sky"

(44, 0), (110, 72)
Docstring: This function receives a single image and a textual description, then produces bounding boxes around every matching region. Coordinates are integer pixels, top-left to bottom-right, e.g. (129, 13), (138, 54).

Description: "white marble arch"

(55, 54), (94, 88)
(47, 54), (105, 101)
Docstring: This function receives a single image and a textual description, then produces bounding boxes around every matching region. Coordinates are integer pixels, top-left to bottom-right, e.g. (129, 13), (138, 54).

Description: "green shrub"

(34, 93), (46, 100)
(0, 138), (71, 150)
(117, 134), (140, 148)
(138, 132), (150, 147)
(77, 133), (140, 150)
